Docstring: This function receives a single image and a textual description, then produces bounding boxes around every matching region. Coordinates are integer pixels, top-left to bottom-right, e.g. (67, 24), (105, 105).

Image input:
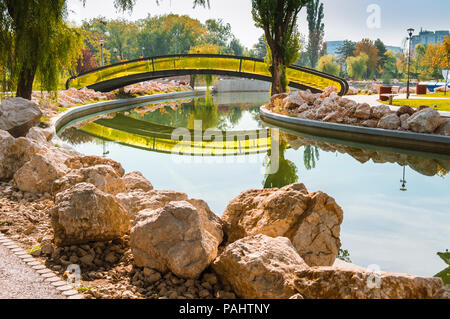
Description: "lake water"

(58, 92), (450, 280)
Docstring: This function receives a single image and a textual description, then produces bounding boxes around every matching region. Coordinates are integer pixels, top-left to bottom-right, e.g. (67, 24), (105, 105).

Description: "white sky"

(67, 0), (450, 49)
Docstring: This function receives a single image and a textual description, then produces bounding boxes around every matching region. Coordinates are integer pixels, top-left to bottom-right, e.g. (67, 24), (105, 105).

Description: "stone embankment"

(269, 87), (449, 136)
(0, 95), (448, 299)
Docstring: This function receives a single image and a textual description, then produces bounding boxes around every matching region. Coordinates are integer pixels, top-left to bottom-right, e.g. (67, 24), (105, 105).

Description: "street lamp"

(142, 46), (145, 58)
(100, 40), (105, 67)
(406, 28), (415, 99)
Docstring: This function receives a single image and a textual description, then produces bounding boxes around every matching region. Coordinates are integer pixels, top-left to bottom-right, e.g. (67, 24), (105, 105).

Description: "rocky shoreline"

(0, 93), (449, 299)
(268, 87), (449, 136)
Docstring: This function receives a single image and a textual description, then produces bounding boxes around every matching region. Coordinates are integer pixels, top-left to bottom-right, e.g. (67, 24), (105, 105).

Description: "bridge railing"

(67, 54), (348, 95)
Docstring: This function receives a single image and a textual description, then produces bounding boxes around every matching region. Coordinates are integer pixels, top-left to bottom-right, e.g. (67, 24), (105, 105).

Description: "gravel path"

(0, 244), (64, 299)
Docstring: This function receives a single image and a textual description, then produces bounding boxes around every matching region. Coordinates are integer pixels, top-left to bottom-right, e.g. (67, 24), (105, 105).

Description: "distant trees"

(306, 0), (324, 68)
(317, 55), (340, 76)
(252, 35), (268, 59)
(353, 39), (379, 78)
(76, 49), (99, 74)
(346, 54), (368, 80)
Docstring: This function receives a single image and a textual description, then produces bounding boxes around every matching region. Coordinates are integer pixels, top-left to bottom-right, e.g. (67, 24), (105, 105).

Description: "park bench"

(380, 93), (399, 105)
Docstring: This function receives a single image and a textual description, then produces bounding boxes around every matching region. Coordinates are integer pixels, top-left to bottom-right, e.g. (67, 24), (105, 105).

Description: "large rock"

(0, 132), (41, 180)
(407, 108), (442, 133)
(0, 130), (16, 179)
(371, 105), (391, 119)
(26, 127), (55, 143)
(65, 156), (125, 177)
(116, 190), (188, 222)
(435, 118), (450, 136)
(222, 183), (343, 266)
(354, 103), (371, 120)
(294, 266), (444, 299)
(13, 152), (69, 193)
(51, 183), (130, 246)
(377, 113), (400, 130)
(212, 235), (308, 299)
(0, 98), (42, 137)
(122, 171), (153, 192)
(131, 200), (223, 279)
(52, 164), (126, 195)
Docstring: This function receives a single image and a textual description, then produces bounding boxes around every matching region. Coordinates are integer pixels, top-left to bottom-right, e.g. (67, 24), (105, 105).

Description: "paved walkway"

(0, 242), (64, 299)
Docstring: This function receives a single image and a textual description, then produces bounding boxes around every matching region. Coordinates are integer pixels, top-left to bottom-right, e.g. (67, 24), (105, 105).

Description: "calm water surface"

(58, 92), (450, 280)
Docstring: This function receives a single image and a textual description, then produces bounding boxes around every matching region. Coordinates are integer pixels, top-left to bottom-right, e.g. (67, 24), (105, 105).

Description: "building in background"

(411, 29), (449, 51)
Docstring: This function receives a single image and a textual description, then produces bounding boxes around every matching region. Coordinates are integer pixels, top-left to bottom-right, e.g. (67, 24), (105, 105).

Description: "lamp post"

(100, 40), (105, 67)
(406, 28), (415, 99)
(142, 46), (145, 58)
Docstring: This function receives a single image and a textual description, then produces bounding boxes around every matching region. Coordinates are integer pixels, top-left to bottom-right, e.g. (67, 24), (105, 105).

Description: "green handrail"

(67, 54), (349, 95)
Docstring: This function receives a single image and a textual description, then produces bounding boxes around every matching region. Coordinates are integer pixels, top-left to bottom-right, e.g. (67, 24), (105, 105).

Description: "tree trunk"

(270, 50), (285, 96)
(16, 65), (37, 100)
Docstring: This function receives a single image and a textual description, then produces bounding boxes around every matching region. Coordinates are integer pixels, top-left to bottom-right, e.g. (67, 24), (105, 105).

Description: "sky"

(67, 0), (450, 49)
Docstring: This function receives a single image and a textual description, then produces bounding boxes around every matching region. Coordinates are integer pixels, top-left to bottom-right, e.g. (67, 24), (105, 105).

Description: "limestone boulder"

(222, 183), (343, 266)
(399, 114), (410, 130)
(26, 127), (55, 144)
(0, 130), (16, 179)
(116, 190), (188, 222)
(396, 105), (415, 117)
(294, 267), (444, 299)
(361, 119), (378, 128)
(407, 108), (442, 133)
(52, 164), (126, 195)
(0, 132), (42, 180)
(65, 156), (125, 177)
(0, 98), (42, 137)
(122, 171), (153, 192)
(371, 104), (391, 119)
(435, 118), (450, 136)
(131, 200), (223, 279)
(212, 235), (308, 299)
(51, 183), (130, 246)
(377, 113), (400, 130)
(282, 94), (305, 111)
(354, 103), (371, 120)
(13, 152), (69, 193)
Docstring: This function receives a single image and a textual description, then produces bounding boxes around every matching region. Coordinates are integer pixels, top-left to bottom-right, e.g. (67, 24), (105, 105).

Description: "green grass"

(415, 92), (450, 98)
(380, 98), (450, 112)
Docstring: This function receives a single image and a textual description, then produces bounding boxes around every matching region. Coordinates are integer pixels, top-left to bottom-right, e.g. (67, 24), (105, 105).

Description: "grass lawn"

(415, 92), (450, 98)
(380, 98), (450, 112)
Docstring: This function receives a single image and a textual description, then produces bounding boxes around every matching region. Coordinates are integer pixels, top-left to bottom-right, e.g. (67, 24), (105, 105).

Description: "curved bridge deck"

(66, 54), (349, 95)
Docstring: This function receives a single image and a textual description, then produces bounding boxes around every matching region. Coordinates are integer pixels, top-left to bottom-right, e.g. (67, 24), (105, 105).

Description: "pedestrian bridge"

(66, 54), (349, 95)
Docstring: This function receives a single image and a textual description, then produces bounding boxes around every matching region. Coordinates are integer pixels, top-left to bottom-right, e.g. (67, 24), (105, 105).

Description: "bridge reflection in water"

(79, 116), (272, 156)
(66, 54), (349, 95)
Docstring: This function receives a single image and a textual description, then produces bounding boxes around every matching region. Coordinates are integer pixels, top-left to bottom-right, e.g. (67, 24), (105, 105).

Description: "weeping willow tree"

(252, 0), (310, 95)
(0, 0), (209, 100)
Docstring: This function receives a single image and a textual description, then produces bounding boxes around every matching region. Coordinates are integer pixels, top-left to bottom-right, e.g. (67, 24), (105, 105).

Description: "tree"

(76, 48), (99, 74)
(306, 0), (324, 68)
(0, 0), (85, 99)
(374, 38), (387, 75)
(0, 0), (209, 99)
(229, 38), (245, 56)
(317, 55), (340, 76)
(203, 19), (232, 48)
(336, 40), (356, 60)
(420, 41), (446, 80)
(253, 35), (267, 59)
(354, 39), (379, 78)
(252, 0), (310, 95)
(346, 53), (368, 80)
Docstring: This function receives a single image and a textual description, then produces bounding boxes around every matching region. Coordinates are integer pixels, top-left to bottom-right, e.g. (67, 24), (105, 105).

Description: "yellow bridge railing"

(67, 54), (349, 95)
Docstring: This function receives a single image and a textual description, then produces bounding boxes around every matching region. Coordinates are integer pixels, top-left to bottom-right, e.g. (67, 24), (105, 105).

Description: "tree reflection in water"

(263, 139), (298, 189)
